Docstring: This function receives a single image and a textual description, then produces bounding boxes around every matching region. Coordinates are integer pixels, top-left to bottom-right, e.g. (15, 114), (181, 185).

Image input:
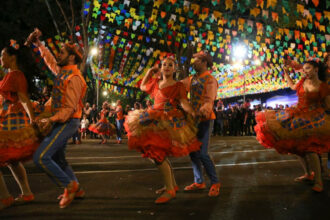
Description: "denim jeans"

(33, 118), (80, 187)
(189, 120), (219, 184)
(116, 119), (124, 141)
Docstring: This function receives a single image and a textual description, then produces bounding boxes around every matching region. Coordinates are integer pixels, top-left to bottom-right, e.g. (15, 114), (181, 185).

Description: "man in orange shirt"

(113, 100), (124, 144)
(181, 51), (221, 197)
(26, 28), (87, 208)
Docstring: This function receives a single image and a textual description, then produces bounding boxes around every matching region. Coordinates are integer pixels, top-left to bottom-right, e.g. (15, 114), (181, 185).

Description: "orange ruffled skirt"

(254, 107), (330, 156)
(124, 109), (201, 162)
(0, 126), (40, 166)
(89, 119), (115, 136)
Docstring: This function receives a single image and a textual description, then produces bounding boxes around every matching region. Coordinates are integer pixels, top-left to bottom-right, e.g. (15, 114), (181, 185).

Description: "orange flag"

(312, 0), (319, 7)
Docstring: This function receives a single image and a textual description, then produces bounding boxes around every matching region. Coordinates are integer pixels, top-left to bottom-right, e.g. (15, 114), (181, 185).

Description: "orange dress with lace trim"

(124, 78), (201, 162)
(254, 78), (330, 155)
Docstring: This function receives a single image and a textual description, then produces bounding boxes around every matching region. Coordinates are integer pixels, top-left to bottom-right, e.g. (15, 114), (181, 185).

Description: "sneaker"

(184, 182), (206, 191)
(208, 183), (221, 197)
(59, 181), (79, 208)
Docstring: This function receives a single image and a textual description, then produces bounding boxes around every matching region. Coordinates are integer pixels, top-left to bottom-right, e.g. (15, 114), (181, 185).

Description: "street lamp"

(232, 43), (247, 102)
(232, 61), (246, 102)
(232, 44), (247, 60)
(90, 47), (98, 56)
(89, 46), (101, 110)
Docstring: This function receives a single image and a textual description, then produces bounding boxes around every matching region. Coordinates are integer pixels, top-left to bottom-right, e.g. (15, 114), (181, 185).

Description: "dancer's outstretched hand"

(147, 66), (160, 76)
(25, 28), (42, 46)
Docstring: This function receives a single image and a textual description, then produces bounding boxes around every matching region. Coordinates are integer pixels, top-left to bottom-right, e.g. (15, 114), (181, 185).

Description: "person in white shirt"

(80, 114), (89, 139)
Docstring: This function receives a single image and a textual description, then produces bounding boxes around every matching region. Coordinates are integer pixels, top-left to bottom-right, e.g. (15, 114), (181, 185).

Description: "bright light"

(255, 59), (261, 66)
(102, 90), (108, 96)
(90, 47), (98, 56)
(233, 44), (247, 59)
(232, 62), (243, 70)
(111, 102), (116, 107)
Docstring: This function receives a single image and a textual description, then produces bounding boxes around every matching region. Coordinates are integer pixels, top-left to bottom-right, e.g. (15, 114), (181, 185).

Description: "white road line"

(65, 159), (302, 174)
(11, 159), (301, 176)
(69, 158), (297, 166)
(66, 149), (275, 160)
(66, 155), (141, 160)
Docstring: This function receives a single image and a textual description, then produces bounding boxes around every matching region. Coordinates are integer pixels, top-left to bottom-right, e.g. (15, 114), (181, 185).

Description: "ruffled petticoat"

(255, 106), (330, 156)
(124, 108), (201, 162)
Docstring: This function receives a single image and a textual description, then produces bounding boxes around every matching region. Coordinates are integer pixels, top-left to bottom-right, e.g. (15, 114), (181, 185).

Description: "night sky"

(0, 0), (82, 49)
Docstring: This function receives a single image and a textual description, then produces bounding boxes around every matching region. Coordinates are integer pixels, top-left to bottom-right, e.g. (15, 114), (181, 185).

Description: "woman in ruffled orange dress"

(255, 60), (330, 192)
(88, 102), (115, 144)
(0, 45), (41, 210)
(124, 57), (200, 204)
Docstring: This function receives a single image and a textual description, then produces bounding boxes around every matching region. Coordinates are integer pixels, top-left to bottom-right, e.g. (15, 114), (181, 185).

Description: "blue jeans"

(33, 119), (80, 187)
(328, 153), (330, 169)
(72, 128), (80, 143)
(189, 120), (219, 185)
(116, 119), (124, 141)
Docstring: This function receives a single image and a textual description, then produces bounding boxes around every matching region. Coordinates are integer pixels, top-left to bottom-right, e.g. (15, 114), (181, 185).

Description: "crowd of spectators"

(212, 100), (291, 137)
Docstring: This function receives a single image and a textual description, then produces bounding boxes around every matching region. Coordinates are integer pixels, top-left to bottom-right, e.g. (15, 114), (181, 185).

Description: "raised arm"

(140, 67), (159, 91)
(26, 28), (60, 75)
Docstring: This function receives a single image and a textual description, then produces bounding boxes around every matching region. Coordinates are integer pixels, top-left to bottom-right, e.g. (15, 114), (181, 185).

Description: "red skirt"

(124, 109), (201, 162)
(0, 126), (40, 166)
(89, 121), (115, 136)
(254, 108), (330, 156)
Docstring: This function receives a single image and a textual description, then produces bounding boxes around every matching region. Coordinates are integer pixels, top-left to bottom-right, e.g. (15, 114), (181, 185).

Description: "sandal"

(0, 196), (14, 210)
(14, 194), (35, 205)
(184, 182), (206, 191)
(155, 189), (176, 204)
(294, 172), (314, 182)
(58, 187), (85, 200)
(155, 185), (179, 194)
(312, 183), (323, 193)
(208, 183), (221, 197)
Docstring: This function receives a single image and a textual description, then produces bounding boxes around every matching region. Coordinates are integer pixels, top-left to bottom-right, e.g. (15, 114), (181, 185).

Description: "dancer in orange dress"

(89, 101), (115, 144)
(124, 56), (200, 204)
(0, 44), (41, 210)
(255, 60), (330, 192)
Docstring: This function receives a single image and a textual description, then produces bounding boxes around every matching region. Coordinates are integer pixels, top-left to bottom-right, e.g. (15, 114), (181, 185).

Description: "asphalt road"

(1, 136), (329, 220)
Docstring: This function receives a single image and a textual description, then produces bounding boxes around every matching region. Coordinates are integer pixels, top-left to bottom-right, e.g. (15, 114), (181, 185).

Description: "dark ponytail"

(305, 60), (326, 82)
(4, 43), (45, 99)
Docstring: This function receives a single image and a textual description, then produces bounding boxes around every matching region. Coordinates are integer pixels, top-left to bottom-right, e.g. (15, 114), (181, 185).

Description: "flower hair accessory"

(160, 53), (177, 63)
(307, 57), (320, 63)
(10, 39), (19, 49)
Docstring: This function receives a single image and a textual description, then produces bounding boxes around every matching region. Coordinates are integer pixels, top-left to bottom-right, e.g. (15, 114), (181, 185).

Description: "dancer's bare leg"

(307, 153), (323, 191)
(0, 170), (13, 210)
(156, 158), (178, 194)
(294, 155), (314, 182)
(7, 162), (33, 196)
(0, 171), (10, 198)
